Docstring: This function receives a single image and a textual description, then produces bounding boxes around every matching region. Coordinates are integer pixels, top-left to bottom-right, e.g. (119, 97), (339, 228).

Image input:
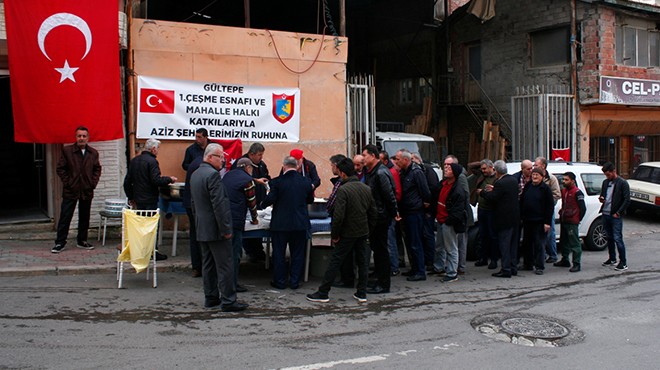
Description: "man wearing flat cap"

(222, 157), (259, 292)
(519, 166), (554, 275)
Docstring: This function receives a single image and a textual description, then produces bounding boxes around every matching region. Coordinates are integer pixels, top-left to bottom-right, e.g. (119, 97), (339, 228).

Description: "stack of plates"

(104, 198), (128, 216)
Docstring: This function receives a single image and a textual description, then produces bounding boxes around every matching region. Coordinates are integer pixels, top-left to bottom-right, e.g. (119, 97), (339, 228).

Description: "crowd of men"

(52, 126), (631, 310)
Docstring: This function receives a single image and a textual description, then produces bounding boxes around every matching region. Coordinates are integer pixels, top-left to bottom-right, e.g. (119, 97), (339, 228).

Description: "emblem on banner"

(272, 93), (295, 124)
(140, 88), (175, 114)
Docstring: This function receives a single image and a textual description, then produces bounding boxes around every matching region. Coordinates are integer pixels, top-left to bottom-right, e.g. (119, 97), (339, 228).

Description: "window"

(399, 79), (413, 104)
(615, 21), (660, 67)
(530, 27), (570, 67)
(417, 77), (432, 103)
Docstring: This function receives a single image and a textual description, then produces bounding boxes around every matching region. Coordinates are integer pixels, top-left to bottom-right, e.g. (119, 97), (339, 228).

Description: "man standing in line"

(512, 159), (534, 197)
(519, 167), (554, 275)
(181, 128), (211, 171)
(190, 144), (247, 312)
(433, 162), (468, 283)
(411, 152), (440, 270)
(554, 172), (586, 272)
(363, 144), (399, 294)
(473, 159), (499, 269)
(261, 156), (314, 290)
(123, 138), (177, 261)
(442, 155), (472, 275)
(533, 157), (561, 264)
(599, 162), (630, 271)
(480, 160), (520, 278)
(353, 154), (366, 183)
(52, 126), (102, 253)
(396, 149), (431, 281)
(326, 154), (355, 288)
(379, 150), (394, 169)
(307, 158), (376, 303)
(232, 142), (270, 262)
(222, 157), (259, 292)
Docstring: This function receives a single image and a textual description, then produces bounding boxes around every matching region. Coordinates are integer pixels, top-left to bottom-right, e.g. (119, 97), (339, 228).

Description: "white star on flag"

(54, 60), (79, 83)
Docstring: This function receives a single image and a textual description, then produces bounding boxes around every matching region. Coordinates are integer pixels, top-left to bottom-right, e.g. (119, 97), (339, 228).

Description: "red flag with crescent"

(5, 0), (123, 143)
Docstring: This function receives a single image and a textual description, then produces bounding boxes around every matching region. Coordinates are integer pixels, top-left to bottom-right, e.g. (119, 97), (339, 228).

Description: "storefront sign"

(137, 75), (300, 142)
(600, 76), (660, 106)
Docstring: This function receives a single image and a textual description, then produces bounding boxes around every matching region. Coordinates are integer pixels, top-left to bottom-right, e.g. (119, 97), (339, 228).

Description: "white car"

(505, 162), (608, 251)
(627, 162), (660, 214)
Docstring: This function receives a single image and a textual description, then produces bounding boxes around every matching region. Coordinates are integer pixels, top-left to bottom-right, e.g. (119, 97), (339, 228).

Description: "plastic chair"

(117, 209), (160, 288)
(98, 210), (122, 246)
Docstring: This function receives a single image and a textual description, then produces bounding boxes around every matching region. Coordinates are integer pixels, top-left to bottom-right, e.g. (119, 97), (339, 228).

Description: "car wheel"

(585, 217), (607, 251)
(627, 203), (637, 215)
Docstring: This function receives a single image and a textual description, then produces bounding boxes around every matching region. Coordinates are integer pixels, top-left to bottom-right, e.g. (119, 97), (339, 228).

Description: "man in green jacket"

(307, 157), (377, 303)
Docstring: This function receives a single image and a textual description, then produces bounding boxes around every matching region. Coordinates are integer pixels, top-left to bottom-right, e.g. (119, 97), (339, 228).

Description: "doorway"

(0, 76), (50, 224)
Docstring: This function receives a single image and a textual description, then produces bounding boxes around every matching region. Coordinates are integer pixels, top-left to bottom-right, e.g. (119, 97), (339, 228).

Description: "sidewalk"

(0, 225), (192, 277)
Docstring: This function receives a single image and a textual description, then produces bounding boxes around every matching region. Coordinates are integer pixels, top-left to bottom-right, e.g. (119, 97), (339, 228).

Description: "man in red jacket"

(554, 172), (586, 272)
(52, 126), (102, 253)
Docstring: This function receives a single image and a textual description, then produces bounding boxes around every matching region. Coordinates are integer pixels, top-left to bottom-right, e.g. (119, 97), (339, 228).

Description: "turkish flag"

(212, 139), (243, 171)
(139, 88), (175, 114)
(5, 0), (123, 143)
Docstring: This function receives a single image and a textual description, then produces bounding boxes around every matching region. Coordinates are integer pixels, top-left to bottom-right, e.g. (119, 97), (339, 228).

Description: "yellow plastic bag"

(117, 210), (160, 273)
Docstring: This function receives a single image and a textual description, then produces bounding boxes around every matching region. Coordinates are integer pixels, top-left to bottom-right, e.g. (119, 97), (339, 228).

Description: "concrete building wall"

(129, 19), (348, 198)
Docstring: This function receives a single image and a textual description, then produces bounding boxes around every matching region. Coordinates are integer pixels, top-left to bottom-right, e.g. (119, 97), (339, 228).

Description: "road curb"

(0, 261), (192, 277)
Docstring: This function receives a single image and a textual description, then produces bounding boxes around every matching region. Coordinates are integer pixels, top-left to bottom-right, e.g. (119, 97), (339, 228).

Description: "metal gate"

(511, 86), (576, 161)
(346, 74), (376, 157)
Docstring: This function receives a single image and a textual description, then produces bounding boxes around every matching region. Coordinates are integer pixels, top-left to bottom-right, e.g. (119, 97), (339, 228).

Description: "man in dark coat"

(555, 171), (587, 272)
(123, 138), (177, 261)
(52, 126), (102, 253)
(123, 138), (177, 210)
(261, 156), (314, 290)
(396, 149), (431, 281)
(190, 143), (248, 312)
(222, 157), (259, 292)
(232, 142), (270, 262)
(519, 167), (554, 274)
(599, 162), (631, 271)
(363, 144), (399, 294)
(181, 128), (211, 171)
(307, 158), (376, 303)
(480, 160), (520, 278)
(412, 152), (440, 270)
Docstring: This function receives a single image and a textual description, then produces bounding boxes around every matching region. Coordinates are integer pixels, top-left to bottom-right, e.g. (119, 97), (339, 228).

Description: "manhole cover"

(501, 317), (569, 339)
(471, 313), (584, 347)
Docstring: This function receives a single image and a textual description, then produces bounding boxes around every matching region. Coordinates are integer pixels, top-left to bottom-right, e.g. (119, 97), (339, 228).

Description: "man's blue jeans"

(603, 214), (626, 264)
(545, 213), (558, 260)
(402, 212), (426, 276)
(387, 219), (399, 272)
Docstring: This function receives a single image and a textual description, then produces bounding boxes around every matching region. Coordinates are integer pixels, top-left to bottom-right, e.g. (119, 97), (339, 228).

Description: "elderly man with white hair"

(123, 138), (178, 260)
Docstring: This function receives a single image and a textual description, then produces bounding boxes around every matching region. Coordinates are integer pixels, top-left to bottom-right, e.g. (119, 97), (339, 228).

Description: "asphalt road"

(1, 210), (659, 369)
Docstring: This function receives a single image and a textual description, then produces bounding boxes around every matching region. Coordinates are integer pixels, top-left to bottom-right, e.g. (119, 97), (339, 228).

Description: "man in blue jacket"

(261, 156), (314, 289)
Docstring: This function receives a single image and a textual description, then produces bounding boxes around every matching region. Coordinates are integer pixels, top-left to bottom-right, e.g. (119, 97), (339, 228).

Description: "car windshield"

(383, 141), (440, 164)
(580, 173), (606, 196)
(632, 165), (660, 184)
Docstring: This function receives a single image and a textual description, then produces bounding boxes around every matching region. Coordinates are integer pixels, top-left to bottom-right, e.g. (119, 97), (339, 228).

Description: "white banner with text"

(136, 75), (300, 142)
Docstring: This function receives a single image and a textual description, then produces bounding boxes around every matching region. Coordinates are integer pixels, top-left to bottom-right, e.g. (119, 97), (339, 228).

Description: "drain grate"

(471, 313), (584, 347)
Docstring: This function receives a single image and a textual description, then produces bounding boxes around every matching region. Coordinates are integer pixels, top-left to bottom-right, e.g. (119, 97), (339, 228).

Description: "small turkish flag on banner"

(5, 0), (123, 143)
(139, 88), (175, 114)
(213, 139), (243, 171)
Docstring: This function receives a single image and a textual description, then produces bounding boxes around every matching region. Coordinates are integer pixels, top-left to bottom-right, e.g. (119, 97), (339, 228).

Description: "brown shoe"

(116, 244), (123, 252)
(191, 269), (202, 278)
